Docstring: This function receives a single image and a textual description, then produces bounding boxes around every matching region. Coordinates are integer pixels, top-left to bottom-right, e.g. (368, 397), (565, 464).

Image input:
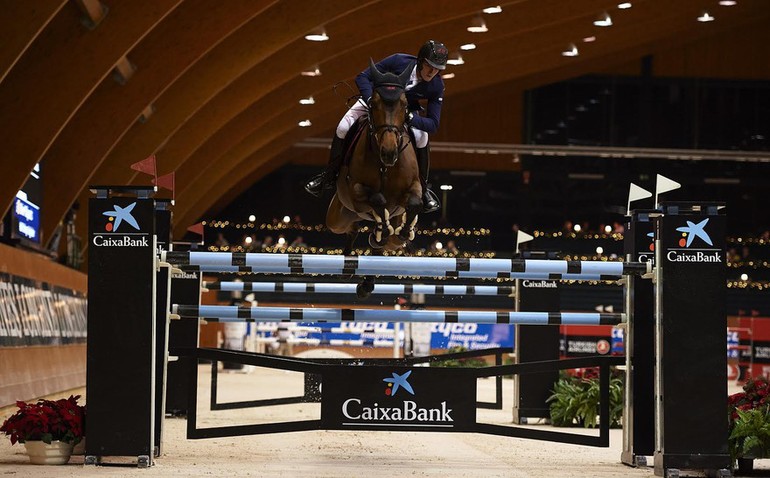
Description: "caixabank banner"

(87, 196), (156, 459)
(321, 366), (475, 432)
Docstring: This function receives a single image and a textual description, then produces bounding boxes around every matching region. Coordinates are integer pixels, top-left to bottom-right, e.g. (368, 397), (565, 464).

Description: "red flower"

(0, 395), (85, 445)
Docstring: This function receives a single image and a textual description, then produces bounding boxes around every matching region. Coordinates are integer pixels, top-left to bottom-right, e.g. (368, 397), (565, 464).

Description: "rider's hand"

(405, 111), (414, 124)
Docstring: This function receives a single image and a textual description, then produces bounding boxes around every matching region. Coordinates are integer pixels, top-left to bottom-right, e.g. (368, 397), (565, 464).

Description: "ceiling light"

(594, 12), (612, 26)
(561, 44), (579, 57)
(718, 0), (737, 5)
(697, 11), (715, 22)
(304, 29), (329, 42)
(298, 120), (312, 127)
(441, 73), (455, 79)
(460, 43), (476, 51)
(617, 2), (632, 9)
(482, 6), (502, 14)
(299, 96), (315, 105)
(446, 55), (464, 66)
(467, 16), (488, 33)
(583, 36), (596, 42)
(301, 67), (321, 77)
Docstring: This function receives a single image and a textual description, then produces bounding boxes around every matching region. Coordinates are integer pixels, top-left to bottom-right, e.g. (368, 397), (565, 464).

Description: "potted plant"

(0, 395), (85, 465)
(547, 367), (624, 428)
(728, 376), (770, 473)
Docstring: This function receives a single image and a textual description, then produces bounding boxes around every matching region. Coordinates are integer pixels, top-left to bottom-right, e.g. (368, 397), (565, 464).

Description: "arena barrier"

(86, 187), (729, 477)
(207, 347), (514, 413)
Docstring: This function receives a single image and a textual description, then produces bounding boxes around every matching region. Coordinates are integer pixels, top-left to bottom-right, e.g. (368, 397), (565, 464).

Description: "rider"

(304, 40), (447, 214)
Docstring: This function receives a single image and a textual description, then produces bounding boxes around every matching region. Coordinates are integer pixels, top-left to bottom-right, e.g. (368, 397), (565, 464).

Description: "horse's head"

(368, 59), (413, 167)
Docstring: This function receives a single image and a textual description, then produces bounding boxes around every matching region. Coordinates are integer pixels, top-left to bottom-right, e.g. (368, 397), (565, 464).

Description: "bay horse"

(326, 60), (423, 297)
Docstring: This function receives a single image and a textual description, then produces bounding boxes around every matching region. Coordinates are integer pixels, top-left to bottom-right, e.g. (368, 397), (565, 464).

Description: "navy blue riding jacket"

(355, 53), (445, 135)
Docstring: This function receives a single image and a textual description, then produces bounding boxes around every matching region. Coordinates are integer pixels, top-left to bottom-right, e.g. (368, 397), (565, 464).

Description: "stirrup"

(304, 174), (325, 197)
(422, 189), (441, 214)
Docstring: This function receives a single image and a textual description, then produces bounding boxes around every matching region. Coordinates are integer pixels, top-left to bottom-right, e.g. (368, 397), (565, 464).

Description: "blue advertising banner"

(253, 321), (513, 351)
(13, 195), (41, 243)
(429, 323), (513, 350)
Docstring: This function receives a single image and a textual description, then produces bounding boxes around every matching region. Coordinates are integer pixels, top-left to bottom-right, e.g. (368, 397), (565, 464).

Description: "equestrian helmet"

(417, 40), (448, 70)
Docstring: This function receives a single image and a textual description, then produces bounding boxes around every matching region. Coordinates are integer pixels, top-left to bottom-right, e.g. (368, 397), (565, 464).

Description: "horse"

(326, 60), (423, 297)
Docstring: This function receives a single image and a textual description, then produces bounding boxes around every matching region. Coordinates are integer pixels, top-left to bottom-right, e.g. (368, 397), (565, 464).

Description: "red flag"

(153, 172), (175, 194)
(130, 155), (157, 178)
(187, 222), (204, 236)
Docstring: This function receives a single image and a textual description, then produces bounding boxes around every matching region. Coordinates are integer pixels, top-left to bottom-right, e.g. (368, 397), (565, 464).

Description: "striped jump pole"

(172, 304), (624, 326)
(205, 281), (516, 296)
(162, 251), (648, 280)
(191, 266), (619, 281)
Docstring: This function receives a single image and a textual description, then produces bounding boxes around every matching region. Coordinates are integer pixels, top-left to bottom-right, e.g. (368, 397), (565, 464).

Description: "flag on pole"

(515, 230), (534, 254)
(153, 172), (175, 202)
(187, 222), (204, 236)
(627, 183), (653, 215)
(154, 172), (174, 192)
(655, 174), (681, 206)
(130, 154), (157, 178)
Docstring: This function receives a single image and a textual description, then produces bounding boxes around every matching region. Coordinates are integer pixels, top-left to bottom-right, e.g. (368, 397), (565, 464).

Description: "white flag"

(515, 230), (534, 254)
(655, 174), (681, 206)
(627, 183), (653, 214)
(656, 174), (681, 195)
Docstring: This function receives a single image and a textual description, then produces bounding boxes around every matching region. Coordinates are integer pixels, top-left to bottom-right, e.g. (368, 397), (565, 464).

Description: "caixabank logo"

(92, 202), (149, 248)
(665, 218), (721, 263)
(340, 370), (454, 425)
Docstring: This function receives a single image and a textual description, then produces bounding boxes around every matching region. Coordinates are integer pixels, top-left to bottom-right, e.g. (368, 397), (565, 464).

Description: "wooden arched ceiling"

(2, 0), (769, 247)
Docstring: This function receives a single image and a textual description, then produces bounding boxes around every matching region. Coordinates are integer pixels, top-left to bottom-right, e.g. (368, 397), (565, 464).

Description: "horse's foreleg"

(367, 192), (391, 248)
(397, 190), (422, 242)
(343, 225), (360, 256)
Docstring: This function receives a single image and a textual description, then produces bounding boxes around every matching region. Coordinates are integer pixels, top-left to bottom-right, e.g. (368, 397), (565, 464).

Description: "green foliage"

(546, 368), (624, 428)
(430, 346), (489, 368)
(729, 407), (770, 461)
(728, 376), (770, 465)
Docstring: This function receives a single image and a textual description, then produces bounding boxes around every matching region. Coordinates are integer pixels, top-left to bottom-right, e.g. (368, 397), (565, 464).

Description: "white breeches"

(336, 100), (428, 149)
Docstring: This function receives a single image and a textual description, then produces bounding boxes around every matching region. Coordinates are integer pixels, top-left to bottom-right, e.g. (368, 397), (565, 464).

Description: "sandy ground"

(0, 360), (764, 478)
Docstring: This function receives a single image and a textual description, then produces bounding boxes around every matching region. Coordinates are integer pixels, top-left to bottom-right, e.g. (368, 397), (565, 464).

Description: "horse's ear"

(397, 61), (415, 87)
(369, 58), (386, 85)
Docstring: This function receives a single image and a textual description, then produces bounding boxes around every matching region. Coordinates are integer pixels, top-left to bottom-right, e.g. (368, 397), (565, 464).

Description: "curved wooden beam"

(0, 0), (182, 218)
(0, 0), (65, 83)
(84, 0), (375, 189)
(40, 0), (276, 243)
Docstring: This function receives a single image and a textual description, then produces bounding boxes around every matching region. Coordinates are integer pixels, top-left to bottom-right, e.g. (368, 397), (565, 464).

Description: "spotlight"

(594, 12), (613, 27)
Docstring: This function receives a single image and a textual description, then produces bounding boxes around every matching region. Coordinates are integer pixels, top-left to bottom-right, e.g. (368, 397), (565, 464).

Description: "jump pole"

(205, 281), (517, 296)
(162, 251), (648, 279)
(172, 304), (624, 326)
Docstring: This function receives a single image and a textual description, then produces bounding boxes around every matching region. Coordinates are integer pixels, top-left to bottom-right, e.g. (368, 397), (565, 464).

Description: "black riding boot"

(415, 146), (440, 213)
(305, 136), (345, 197)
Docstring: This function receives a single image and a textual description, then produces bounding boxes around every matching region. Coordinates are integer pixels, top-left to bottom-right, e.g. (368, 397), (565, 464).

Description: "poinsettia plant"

(728, 376), (770, 462)
(0, 395), (85, 445)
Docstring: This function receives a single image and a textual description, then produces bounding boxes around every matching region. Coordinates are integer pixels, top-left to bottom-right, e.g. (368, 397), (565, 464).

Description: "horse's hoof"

(368, 232), (388, 248)
(356, 283), (372, 299)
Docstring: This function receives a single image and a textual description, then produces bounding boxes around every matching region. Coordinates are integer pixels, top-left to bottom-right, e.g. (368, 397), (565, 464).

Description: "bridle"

(366, 86), (412, 166)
